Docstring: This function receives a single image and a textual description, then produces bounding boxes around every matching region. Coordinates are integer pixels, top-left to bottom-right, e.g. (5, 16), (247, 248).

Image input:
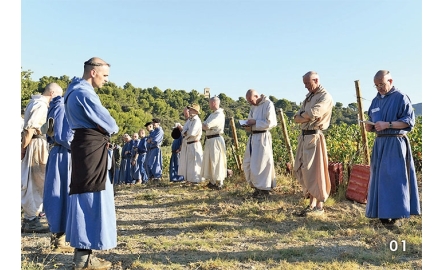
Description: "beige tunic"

(179, 115), (204, 183)
(21, 95), (49, 219)
(243, 96), (277, 190)
(293, 85), (334, 202)
(201, 108), (227, 185)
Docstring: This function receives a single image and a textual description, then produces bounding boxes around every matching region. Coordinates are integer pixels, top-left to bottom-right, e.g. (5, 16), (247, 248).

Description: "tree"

(275, 99), (293, 112)
(21, 69), (38, 111)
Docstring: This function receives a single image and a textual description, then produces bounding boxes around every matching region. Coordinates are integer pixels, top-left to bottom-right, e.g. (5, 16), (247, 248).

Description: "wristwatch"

(389, 122), (393, 128)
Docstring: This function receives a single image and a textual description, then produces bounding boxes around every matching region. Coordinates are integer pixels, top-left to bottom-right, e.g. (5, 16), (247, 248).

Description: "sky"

(6, 0), (442, 268)
(19, 0), (422, 109)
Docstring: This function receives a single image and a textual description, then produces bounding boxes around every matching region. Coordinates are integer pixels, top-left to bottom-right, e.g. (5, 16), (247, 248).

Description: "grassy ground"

(21, 171), (422, 270)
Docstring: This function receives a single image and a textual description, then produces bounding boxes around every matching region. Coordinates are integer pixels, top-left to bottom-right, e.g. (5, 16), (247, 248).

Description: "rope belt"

(302, 130), (321, 136)
(206, 134), (220, 139)
(187, 140), (199, 144)
(251, 130), (267, 134)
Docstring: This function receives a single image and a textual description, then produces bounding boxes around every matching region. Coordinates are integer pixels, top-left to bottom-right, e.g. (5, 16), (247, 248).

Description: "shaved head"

(246, 89), (257, 98)
(246, 89), (262, 106)
(83, 57), (110, 73)
(82, 57), (111, 89)
(373, 70), (393, 95)
(42, 82), (63, 98)
(374, 70), (392, 80)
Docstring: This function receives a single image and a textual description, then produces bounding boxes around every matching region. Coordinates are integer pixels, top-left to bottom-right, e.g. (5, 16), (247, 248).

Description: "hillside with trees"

(21, 69), (364, 145)
(21, 69), (422, 176)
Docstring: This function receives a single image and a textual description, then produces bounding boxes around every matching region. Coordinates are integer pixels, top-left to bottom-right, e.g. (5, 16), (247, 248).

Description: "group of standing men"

(238, 69), (420, 230)
(290, 70), (420, 231)
(117, 119), (164, 185)
(21, 60), (421, 270)
(21, 57), (119, 269)
(175, 97), (229, 190)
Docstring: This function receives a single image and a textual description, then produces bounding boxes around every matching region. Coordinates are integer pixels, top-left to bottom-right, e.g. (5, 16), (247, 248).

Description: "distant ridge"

(413, 103), (422, 116)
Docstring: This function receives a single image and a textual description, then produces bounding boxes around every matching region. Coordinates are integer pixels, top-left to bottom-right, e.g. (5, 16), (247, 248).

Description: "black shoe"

(206, 182), (216, 189)
(295, 205), (314, 217)
(21, 218), (49, 233)
(382, 218), (403, 231)
(252, 189), (269, 199)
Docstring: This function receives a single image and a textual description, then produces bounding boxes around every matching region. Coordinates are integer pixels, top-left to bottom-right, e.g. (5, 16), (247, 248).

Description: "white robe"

(201, 108), (227, 185)
(178, 115), (204, 183)
(21, 95), (49, 219)
(243, 96), (277, 190)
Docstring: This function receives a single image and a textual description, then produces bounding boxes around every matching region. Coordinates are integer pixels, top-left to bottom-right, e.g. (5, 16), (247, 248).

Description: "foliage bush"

(225, 115), (422, 178)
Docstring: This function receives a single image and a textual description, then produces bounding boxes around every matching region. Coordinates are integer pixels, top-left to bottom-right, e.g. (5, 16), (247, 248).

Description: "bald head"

(374, 70), (392, 80)
(246, 89), (262, 106)
(246, 89), (257, 98)
(42, 82), (63, 100)
(373, 70), (393, 95)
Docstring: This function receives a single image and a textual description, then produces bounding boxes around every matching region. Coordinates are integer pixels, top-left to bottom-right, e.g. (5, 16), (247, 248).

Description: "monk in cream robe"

(243, 89), (277, 195)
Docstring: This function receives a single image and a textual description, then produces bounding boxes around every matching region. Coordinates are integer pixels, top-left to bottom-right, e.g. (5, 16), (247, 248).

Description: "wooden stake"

(229, 117), (243, 171)
(231, 144), (240, 170)
(277, 108), (294, 168)
(354, 80), (370, 165)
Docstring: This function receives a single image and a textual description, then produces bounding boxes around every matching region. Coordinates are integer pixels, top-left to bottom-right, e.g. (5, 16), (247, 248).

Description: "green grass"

(21, 171), (422, 269)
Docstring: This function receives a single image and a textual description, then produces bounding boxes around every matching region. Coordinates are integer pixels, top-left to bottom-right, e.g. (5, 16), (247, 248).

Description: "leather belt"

(187, 140), (199, 144)
(302, 130), (320, 136)
(32, 134), (45, 139)
(376, 134), (405, 137)
(52, 142), (62, 147)
(206, 134), (220, 139)
(251, 130), (267, 134)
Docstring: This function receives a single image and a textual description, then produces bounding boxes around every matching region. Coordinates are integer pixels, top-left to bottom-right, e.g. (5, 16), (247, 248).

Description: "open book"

(359, 120), (375, 125)
(238, 119), (249, 126)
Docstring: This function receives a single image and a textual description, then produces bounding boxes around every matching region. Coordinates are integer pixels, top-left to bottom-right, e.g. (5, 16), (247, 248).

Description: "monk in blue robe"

(119, 134), (133, 184)
(43, 94), (75, 253)
(145, 118), (164, 182)
(169, 125), (184, 182)
(364, 70), (421, 230)
(134, 129), (149, 184)
(64, 57), (119, 269)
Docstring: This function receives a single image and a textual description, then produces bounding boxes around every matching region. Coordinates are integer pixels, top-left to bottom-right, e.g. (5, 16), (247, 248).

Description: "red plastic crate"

(328, 162), (343, 195)
(346, 164), (371, 204)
